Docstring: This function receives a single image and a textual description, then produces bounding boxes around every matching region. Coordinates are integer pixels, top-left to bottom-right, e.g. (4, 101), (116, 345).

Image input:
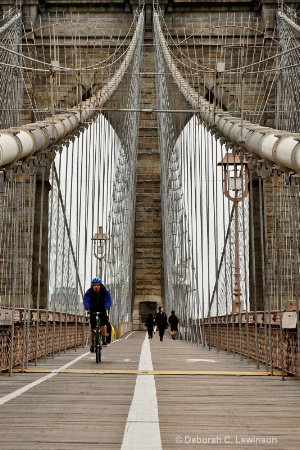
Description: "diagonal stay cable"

(208, 204), (235, 315)
(52, 163), (84, 297)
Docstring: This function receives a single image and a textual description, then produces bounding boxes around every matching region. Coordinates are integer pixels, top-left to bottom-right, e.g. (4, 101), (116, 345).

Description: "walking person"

(145, 312), (154, 339)
(155, 306), (168, 341)
(168, 310), (179, 340)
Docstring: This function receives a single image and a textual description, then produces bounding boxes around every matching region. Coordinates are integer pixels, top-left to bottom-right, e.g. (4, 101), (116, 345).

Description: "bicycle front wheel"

(95, 329), (101, 363)
(96, 343), (101, 363)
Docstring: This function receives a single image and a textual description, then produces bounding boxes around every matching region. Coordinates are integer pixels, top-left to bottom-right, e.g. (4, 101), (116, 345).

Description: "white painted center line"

(121, 333), (162, 450)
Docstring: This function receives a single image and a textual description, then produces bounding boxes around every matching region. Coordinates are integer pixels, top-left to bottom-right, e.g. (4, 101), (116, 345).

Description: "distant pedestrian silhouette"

(145, 312), (154, 338)
(155, 306), (168, 341)
(168, 310), (179, 340)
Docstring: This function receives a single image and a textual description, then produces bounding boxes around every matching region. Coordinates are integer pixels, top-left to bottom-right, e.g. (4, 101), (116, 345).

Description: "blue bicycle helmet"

(91, 277), (102, 285)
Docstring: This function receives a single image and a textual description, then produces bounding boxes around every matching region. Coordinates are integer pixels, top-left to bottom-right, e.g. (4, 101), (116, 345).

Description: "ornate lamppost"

(218, 152), (249, 313)
(92, 226), (108, 278)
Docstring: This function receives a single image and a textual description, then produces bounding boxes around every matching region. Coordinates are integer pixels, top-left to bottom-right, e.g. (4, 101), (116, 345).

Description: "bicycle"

(93, 311), (103, 363)
(86, 311), (103, 363)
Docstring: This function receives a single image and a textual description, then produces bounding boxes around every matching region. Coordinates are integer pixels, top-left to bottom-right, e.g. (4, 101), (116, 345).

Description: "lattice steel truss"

(0, 6), (22, 128)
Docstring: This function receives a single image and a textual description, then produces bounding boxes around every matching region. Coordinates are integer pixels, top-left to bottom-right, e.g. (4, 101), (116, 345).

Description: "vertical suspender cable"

(52, 152), (62, 358)
(221, 143), (230, 354)
(77, 130), (86, 348)
(9, 177), (17, 376)
(62, 141), (70, 352)
(249, 163), (259, 368)
(35, 164), (45, 365)
(290, 175), (300, 378)
(275, 172), (285, 380)
(65, 142), (73, 350)
(85, 125), (93, 285)
(46, 163), (55, 361)
(198, 119), (206, 346)
(265, 176), (273, 374)
(80, 129), (91, 288)
(211, 133), (219, 352)
(205, 125), (212, 349)
(90, 123), (96, 278)
(59, 147), (67, 355)
(258, 171), (267, 370)
(25, 165), (36, 369)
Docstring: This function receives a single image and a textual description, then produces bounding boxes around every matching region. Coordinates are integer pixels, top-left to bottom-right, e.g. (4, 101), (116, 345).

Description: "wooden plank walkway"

(0, 330), (300, 449)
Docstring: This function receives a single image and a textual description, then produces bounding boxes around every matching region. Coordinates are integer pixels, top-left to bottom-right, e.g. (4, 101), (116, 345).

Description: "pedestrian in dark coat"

(145, 313), (154, 339)
(168, 310), (179, 340)
(155, 306), (168, 341)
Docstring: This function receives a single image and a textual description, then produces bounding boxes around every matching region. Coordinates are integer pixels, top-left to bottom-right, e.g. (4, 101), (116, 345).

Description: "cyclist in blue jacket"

(83, 278), (112, 351)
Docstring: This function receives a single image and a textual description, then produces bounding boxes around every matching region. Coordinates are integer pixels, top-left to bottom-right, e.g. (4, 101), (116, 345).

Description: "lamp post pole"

(233, 194), (241, 313)
(218, 153), (249, 314)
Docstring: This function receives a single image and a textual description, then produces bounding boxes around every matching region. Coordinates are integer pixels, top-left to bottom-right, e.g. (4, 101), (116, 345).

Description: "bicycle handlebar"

(85, 310), (110, 317)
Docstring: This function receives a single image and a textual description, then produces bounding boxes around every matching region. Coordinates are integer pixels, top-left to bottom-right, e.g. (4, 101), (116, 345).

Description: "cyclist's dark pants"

(90, 312), (109, 330)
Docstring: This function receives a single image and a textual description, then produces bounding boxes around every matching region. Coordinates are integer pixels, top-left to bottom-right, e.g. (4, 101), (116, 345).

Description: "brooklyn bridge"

(0, 0), (300, 448)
